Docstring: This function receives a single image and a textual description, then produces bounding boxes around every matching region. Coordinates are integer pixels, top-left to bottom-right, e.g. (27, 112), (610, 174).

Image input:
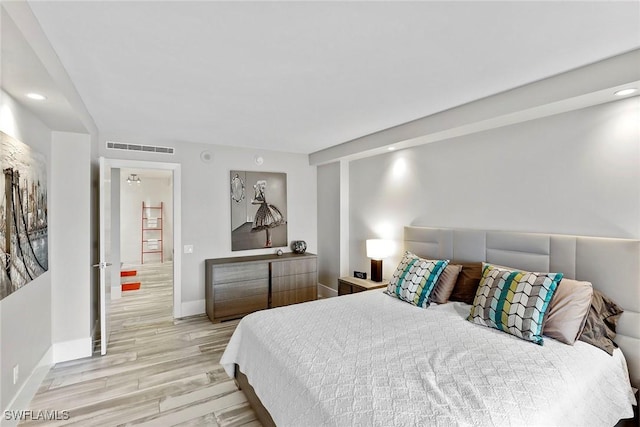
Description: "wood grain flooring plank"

(28, 378), (111, 409)
(215, 401), (257, 427)
(44, 352), (138, 379)
(136, 359), (224, 389)
(159, 380), (237, 412)
(126, 391), (251, 427)
(169, 412), (219, 427)
(65, 400), (160, 427)
(206, 366), (235, 384)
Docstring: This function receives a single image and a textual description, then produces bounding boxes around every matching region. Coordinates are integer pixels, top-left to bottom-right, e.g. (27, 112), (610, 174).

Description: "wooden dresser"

(205, 253), (317, 322)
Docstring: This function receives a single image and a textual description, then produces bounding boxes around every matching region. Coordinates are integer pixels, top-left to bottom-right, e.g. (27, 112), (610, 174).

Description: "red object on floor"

(122, 282), (141, 291)
(121, 270), (137, 277)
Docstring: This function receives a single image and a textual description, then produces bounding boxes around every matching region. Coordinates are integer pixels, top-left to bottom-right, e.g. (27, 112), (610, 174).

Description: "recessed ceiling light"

(614, 88), (637, 96)
(26, 93), (47, 101)
(388, 147), (396, 151)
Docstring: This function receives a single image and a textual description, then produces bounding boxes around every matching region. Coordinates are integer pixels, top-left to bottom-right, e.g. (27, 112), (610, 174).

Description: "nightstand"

(338, 276), (388, 296)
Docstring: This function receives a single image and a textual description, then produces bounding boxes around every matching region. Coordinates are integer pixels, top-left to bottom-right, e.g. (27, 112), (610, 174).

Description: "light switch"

(184, 244), (194, 254)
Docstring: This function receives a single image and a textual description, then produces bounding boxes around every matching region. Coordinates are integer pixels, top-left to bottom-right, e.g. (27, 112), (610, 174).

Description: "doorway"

(99, 158), (182, 355)
(117, 167), (173, 285)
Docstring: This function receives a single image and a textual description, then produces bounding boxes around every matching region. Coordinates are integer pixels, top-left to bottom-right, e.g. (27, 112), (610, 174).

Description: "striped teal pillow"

(468, 263), (563, 345)
(385, 252), (449, 308)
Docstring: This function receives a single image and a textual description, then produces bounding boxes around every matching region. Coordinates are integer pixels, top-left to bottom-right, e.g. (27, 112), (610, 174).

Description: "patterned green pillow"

(385, 252), (449, 308)
(468, 263), (563, 345)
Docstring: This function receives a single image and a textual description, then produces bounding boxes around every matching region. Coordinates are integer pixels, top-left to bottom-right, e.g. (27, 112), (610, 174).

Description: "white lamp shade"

(366, 239), (392, 260)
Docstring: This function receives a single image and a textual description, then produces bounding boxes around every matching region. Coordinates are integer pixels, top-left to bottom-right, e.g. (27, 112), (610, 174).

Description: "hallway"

(22, 262), (260, 426)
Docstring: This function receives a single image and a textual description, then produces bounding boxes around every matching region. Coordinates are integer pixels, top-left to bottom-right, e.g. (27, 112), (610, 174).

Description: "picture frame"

(230, 171), (287, 251)
(1, 131), (49, 300)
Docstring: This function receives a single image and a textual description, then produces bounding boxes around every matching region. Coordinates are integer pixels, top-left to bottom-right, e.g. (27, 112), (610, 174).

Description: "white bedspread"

(220, 290), (636, 426)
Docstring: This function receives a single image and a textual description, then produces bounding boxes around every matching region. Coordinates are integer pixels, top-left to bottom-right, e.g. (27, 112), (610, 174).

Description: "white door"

(98, 157), (112, 355)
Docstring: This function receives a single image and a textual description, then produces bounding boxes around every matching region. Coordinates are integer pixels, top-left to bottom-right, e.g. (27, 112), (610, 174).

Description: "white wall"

(99, 137), (317, 316)
(50, 131), (92, 362)
(120, 175), (173, 265)
(347, 97), (640, 277)
(0, 90), (52, 413)
(317, 162), (341, 291)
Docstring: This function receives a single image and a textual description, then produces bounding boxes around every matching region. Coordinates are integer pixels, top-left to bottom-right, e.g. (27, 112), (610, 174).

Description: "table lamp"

(366, 239), (392, 282)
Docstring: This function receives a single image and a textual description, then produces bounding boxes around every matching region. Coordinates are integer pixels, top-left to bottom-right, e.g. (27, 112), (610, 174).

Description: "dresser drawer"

(272, 287), (317, 308)
(338, 282), (353, 296)
(213, 294), (268, 320)
(271, 258), (317, 277)
(214, 279), (269, 301)
(272, 272), (316, 293)
(212, 263), (268, 283)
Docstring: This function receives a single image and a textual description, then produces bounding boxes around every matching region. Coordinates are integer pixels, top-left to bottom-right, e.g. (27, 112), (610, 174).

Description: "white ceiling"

(1, 8), (86, 132)
(10, 1), (640, 154)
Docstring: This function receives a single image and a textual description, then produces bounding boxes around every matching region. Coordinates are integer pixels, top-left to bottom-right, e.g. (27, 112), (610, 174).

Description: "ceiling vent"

(106, 140), (175, 154)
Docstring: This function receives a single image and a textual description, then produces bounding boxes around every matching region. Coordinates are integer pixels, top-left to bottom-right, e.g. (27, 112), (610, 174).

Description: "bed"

(220, 227), (639, 426)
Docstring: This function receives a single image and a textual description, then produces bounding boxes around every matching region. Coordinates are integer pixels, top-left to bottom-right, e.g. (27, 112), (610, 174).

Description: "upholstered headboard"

(404, 226), (640, 390)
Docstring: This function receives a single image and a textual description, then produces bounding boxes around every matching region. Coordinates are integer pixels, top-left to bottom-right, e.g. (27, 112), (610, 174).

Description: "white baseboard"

(52, 337), (92, 364)
(318, 283), (338, 298)
(180, 299), (205, 318)
(2, 347), (53, 427)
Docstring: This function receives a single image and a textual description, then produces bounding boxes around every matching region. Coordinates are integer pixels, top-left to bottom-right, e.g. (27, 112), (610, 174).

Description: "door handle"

(92, 262), (113, 269)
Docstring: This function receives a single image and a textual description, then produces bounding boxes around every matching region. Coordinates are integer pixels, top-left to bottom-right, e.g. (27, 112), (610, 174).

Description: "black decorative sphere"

(291, 240), (307, 254)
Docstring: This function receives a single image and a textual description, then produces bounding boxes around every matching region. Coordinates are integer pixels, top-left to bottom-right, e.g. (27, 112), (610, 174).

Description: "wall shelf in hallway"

(141, 202), (163, 264)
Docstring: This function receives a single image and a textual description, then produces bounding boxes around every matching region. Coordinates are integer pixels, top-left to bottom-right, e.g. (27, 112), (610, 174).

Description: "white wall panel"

(317, 162), (340, 290)
(50, 131), (92, 359)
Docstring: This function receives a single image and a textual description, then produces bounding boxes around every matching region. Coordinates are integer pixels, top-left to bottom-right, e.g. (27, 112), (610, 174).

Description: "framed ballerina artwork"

(230, 170), (287, 251)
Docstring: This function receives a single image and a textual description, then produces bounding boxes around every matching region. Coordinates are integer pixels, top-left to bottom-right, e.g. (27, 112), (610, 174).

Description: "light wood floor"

(22, 262), (260, 426)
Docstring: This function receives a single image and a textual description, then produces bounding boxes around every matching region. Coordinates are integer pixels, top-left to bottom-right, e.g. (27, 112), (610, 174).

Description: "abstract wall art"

(0, 131), (48, 300)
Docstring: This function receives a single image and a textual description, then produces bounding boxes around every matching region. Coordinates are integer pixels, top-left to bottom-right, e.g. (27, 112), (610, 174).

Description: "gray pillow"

(429, 264), (463, 304)
(543, 278), (593, 345)
(578, 289), (624, 355)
